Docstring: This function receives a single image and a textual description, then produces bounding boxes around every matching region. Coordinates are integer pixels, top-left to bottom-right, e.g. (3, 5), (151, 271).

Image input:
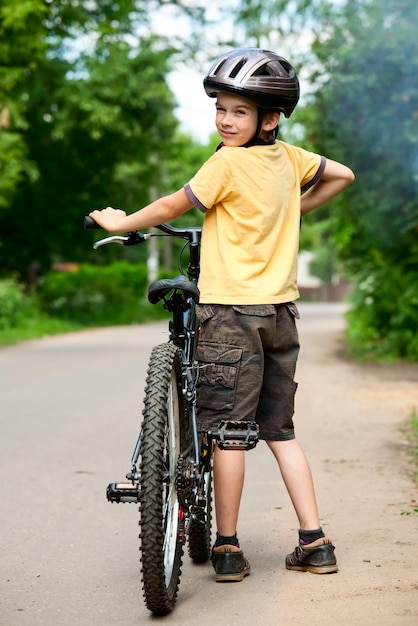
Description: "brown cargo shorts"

(195, 303), (300, 441)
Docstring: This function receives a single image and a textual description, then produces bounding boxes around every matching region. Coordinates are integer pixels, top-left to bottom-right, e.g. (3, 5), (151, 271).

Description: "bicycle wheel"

(188, 464), (212, 563)
(139, 342), (186, 615)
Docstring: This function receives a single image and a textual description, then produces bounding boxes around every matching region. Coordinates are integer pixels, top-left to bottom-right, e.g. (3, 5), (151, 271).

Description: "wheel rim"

(163, 370), (181, 586)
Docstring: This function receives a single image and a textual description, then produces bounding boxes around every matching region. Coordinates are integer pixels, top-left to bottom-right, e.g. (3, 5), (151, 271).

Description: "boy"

(90, 48), (355, 582)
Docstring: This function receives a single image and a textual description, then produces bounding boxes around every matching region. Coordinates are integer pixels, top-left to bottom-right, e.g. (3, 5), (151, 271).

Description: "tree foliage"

(307, 0), (418, 359)
(233, 0), (418, 359)
(0, 0), (46, 210)
(0, 0), (210, 278)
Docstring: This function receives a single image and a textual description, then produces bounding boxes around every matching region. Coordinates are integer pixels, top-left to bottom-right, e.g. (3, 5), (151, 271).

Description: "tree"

(306, 0), (418, 358)
(0, 0), (47, 212)
(0, 0), (209, 278)
(233, 0), (418, 359)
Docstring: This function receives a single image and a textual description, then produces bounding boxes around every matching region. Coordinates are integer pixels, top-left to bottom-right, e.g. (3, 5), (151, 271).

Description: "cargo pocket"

(196, 342), (242, 412)
(232, 304), (276, 317)
(196, 304), (216, 325)
(285, 302), (300, 319)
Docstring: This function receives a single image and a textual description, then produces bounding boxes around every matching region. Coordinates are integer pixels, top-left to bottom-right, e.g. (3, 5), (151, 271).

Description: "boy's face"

(215, 93), (258, 147)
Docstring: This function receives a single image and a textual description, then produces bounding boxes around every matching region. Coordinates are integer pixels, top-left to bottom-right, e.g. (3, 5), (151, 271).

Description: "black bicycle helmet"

(203, 48), (299, 118)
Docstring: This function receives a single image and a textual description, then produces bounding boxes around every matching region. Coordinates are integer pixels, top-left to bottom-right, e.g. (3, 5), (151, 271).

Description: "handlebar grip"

(84, 215), (103, 230)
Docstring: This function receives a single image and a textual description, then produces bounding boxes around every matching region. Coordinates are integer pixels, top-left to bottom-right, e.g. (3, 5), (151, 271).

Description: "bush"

(0, 278), (35, 329)
(38, 262), (151, 325)
(346, 264), (418, 361)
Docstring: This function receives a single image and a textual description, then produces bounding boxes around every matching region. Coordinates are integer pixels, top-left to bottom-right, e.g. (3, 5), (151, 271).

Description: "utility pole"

(147, 152), (159, 286)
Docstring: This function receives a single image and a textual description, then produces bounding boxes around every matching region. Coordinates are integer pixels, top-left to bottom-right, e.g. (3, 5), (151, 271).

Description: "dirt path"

(272, 304), (418, 625)
(1, 303), (417, 625)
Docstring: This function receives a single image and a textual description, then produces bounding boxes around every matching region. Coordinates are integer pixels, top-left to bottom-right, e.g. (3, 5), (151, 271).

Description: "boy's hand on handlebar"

(89, 206), (127, 233)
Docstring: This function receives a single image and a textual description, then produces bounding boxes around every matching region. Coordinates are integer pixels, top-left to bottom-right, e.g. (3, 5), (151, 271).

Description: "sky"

(150, 3), (237, 144)
(167, 66), (215, 143)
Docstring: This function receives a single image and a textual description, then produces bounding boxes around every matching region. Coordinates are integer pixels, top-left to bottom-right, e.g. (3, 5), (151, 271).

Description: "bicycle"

(84, 216), (259, 615)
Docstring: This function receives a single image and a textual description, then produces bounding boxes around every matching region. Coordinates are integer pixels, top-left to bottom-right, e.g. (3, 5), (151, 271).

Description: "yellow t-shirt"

(184, 141), (325, 305)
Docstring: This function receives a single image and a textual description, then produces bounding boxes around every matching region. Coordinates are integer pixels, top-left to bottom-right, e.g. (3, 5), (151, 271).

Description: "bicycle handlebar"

(84, 214), (202, 243)
(84, 215), (103, 230)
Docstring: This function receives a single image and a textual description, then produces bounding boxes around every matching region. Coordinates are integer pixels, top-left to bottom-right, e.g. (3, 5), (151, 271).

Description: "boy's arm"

(89, 188), (194, 233)
(300, 159), (355, 216)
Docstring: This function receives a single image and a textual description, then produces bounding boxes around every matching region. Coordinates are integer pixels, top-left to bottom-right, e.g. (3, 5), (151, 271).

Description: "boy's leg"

(213, 446), (245, 535)
(266, 439), (320, 529)
(267, 439), (338, 574)
(211, 446), (251, 581)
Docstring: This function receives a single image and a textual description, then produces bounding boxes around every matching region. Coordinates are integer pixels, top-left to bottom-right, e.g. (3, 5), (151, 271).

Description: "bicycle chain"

(176, 455), (193, 507)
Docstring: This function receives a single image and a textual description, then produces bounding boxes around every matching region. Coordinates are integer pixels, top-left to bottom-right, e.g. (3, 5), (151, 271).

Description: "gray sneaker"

(285, 537), (338, 574)
(211, 545), (251, 582)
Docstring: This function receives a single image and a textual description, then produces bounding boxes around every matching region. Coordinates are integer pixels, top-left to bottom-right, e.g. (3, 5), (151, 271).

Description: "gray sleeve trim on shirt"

(301, 155), (327, 193)
(184, 183), (207, 213)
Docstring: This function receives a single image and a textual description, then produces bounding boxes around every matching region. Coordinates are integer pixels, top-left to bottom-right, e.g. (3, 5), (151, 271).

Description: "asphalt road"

(1, 303), (417, 625)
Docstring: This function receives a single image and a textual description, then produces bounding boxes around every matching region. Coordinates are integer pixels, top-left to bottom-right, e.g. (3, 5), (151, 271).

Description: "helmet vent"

(229, 59), (246, 78)
(253, 64), (273, 77)
(213, 58), (228, 76)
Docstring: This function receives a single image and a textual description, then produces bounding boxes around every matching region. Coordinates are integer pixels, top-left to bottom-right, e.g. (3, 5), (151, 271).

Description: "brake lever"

(93, 235), (129, 249)
(92, 232), (151, 249)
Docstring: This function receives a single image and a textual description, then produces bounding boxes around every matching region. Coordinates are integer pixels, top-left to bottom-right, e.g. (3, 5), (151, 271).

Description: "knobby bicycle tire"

(139, 342), (186, 615)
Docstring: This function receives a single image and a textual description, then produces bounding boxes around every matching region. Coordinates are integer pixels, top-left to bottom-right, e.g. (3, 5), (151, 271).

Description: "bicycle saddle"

(148, 277), (200, 304)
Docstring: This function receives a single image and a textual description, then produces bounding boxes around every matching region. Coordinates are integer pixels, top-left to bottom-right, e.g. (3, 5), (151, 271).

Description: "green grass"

(400, 409), (418, 515)
(407, 409), (418, 484)
(0, 301), (170, 346)
(0, 314), (83, 345)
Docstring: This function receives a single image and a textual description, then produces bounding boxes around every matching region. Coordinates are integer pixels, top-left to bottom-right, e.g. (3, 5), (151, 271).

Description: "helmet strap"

(255, 108), (264, 139)
(215, 108), (277, 151)
(241, 108), (275, 148)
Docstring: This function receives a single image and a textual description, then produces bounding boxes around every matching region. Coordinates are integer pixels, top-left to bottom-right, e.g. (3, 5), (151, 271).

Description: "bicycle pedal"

(106, 482), (139, 503)
(211, 420), (259, 451)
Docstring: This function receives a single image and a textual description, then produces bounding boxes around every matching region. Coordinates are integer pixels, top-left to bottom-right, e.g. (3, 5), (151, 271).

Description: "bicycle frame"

(128, 224), (203, 481)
